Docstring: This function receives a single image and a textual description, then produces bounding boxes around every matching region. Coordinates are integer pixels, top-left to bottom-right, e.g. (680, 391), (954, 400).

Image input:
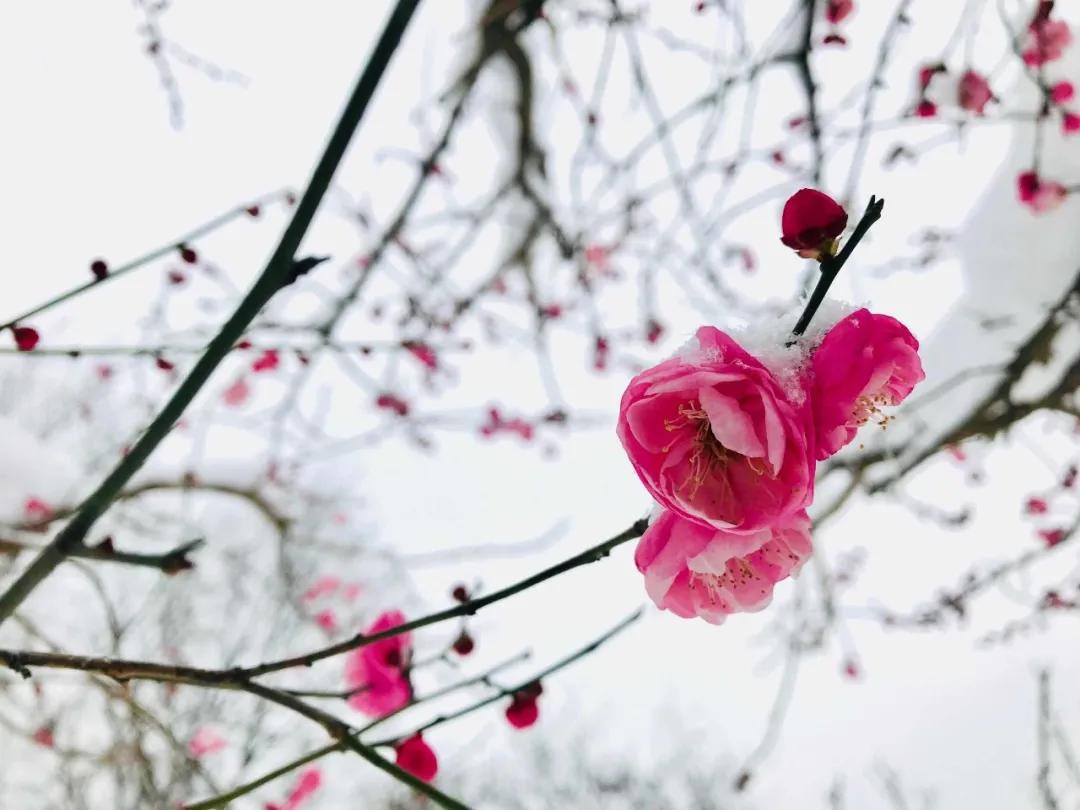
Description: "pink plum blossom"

(314, 609), (336, 633)
(634, 509), (813, 624)
(24, 497), (53, 522)
(1017, 171), (1067, 213)
(283, 768), (321, 809)
(344, 610), (412, 716)
(505, 693), (540, 728)
(251, 349), (280, 372)
(1023, 18), (1072, 66)
(824, 0), (853, 25)
(188, 727), (227, 757)
(222, 378), (250, 407)
(617, 325), (815, 533)
(808, 309), (924, 459)
(301, 576), (341, 602)
(1051, 81), (1075, 104)
(957, 70), (993, 114)
(395, 734), (438, 782)
(266, 767), (322, 810)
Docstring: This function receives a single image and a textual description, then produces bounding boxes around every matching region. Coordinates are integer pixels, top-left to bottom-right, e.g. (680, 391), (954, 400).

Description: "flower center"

(663, 401), (735, 498)
(852, 391), (895, 430)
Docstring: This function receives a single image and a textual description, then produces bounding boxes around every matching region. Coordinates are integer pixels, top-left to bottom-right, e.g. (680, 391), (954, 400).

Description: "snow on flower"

(617, 325), (815, 534)
(344, 610), (412, 716)
(395, 734), (438, 782)
(807, 309), (925, 460)
(635, 510), (813, 624)
(779, 189), (848, 259)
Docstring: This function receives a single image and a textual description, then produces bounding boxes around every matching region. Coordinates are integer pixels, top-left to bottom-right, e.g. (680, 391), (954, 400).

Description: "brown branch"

(0, 535), (203, 574)
(239, 519), (648, 678)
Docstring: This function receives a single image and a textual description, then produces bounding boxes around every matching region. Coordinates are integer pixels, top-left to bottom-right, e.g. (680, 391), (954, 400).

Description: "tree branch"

(239, 519), (648, 678)
(0, 0), (424, 626)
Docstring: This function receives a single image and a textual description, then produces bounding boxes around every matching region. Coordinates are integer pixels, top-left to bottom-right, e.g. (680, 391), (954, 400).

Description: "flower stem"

(791, 195), (885, 337)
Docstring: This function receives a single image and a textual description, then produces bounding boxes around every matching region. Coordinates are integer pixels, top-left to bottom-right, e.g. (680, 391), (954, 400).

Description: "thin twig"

(0, 0), (424, 626)
(791, 195), (886, 337)
(240, 519), (648, 678)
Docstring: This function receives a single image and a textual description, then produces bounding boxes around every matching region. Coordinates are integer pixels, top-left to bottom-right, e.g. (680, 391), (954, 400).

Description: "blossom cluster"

(618, 190), (925, 623)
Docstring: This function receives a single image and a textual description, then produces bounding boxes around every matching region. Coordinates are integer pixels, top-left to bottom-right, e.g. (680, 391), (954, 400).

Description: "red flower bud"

(394, 734), (438, 782)
(505, 695), (540, 729)
(452, 629), (475, 656)
(779, 188), (848, 259)
(178, 244), (198, 264)
(12, 326), (40, 351)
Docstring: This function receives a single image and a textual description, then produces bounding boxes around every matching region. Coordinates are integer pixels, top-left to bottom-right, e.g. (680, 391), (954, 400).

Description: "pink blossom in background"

(915, 99), (938, 118)
(1039, 528), (1068, 547)
(265, 767), (322, 810)
(583, 243), (611, 274)
(251, 349), (280, 372)
(824, 0), (853, 25)
(314, 610), (337, 633)
(1025, 497), (1050, 515)
(404, 341), (438, 370)
(395, 734), (438, 782)
(1023, 18), (1072, 66)
(375, 392), (410, 417)
(32, 726), (55, 748)
(808, 309), (925, 460)
(282, 768), (322, 810)
(505, 689), (541, 729)
(301, 576), (341, 602)
(479, 407), (534, 441)
(344, 610), (412, 716)
(12, 326), (40, 351)
(616, 325), (815, 533)
(1063, 112), (1080, 134)
(222, 377), (250, 407)
(917, 63), (946, 90)
(1017, 171), (1067, 213)
(342, 582), (364, 601)
(23, 497), (53, 522)
(635, 510), (813, 624)
(957, 70), (993, 114)
(1051, 80), (1075, 104)
(187, 727), (227, 757)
